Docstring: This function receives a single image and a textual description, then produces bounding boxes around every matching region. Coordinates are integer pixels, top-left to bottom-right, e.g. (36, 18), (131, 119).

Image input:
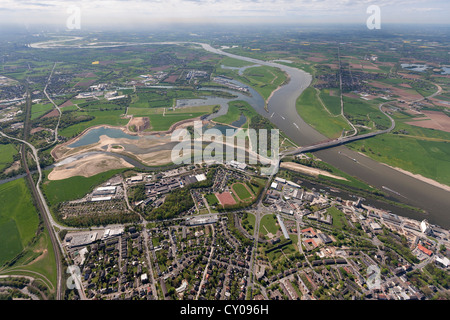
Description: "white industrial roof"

(195, 174), (207, 182)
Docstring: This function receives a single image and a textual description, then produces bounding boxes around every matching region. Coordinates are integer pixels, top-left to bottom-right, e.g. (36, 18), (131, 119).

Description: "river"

(29, 38), (450, 228)
(197, 43), (450, 229)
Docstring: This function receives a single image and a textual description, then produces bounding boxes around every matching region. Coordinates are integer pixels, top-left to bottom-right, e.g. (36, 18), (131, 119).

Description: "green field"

(325, 206), (349, 229)
(0, 178), (40, 266)
(241, 65), (287, 101)
(31, 103), (54, 120)
(296, 87), (351, 139)
(213, 100), (257, 126)
(0, 228), (58, 298)
(343, 96), (391, 131)
(319, 88), (341, 116)
(260, 214), (279, 237)
(43, 169), (125, 206)
(232, 182), (253, 200)
(59, 110), (129, 138)
(241, 212), (256, 234)
(127, 105), (215, 131)
(205, 193), (219, 206)
(349, 134), (450, 186)
(345, 104), (450, 187)
(0, 143), (18, 171)
(129, 88), (203, 110)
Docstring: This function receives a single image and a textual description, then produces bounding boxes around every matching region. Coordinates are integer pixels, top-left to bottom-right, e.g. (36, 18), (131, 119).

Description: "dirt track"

(280, 162), (348, 181)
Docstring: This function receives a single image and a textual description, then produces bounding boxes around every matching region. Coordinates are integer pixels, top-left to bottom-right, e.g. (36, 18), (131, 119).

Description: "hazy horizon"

(1, 0), (449, 30)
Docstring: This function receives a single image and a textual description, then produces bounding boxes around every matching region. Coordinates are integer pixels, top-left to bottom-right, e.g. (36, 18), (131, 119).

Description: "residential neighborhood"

(60, 162), (450, 300)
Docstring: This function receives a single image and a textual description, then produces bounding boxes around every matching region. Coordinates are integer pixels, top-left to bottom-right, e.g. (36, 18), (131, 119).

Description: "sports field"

(215, 192), (236, 206)
(231, 182), (253, 201)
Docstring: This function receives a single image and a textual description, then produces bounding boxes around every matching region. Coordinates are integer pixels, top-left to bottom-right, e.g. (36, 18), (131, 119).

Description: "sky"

(0, 0), (449, 28)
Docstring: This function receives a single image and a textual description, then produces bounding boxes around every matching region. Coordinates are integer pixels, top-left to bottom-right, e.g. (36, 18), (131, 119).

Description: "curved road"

(0, 129), (64, 299)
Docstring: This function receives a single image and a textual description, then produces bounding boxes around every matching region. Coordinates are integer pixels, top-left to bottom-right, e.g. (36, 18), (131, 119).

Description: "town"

(59, 161), (450, 300)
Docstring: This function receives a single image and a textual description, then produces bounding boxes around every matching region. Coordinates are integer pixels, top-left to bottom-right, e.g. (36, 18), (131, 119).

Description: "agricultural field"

(42, 168), (125, 206)
(241, 66), (288, 101)
(319, 88), (341, 116)
(296, 87), (351, 139)
(30, 103), (54, 120)
(58, 110), (129, 138)
(342, 96), (392, 131)
(1, 227), (58, 299)
(220, 57), (256, 68)
(0, 143), (18, 172)
(346, 105), (450, 186)
(0, 178), (40, 266)
(349, 133), (450, 186)
(127, 105), (216, 131)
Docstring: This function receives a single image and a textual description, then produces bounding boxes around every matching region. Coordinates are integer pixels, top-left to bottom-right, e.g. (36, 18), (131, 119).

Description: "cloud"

(0, 0), (448, 25)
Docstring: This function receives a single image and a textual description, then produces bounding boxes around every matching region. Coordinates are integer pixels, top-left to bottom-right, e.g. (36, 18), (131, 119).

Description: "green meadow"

(319, 88), (341, 116)
(127, 105), (216, 131)
(342, 96), (392, 131)
(296, 87), (351, 139)
(59, 109), (129, 138)
(348, 109), (450, 187)
(232, 183), (253, 200)
(241, 65), (288, 101)
(0, 143), (18, 171)
(31, 103), (54, 120)
(205, 193), (219, 206)
(213, 100), (256, 126)
(260, 214), (280, 238)
(349, 134), (450, 186)
(0, 178), (40, 266)
(220, 57), (255, 68)
(43, 168), (125, 206)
